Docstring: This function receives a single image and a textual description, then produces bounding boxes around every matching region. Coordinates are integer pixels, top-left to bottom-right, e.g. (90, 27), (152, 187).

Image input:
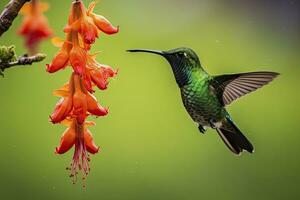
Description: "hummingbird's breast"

(180, 77), (224, 126)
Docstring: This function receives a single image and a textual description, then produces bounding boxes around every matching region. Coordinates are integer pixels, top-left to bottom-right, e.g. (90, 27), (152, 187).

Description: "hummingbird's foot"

(209, 119), (217, 129)
(198, 125), (206, 134)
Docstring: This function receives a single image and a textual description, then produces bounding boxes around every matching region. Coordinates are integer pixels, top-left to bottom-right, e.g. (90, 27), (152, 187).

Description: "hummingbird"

(127, 47), (279, 155)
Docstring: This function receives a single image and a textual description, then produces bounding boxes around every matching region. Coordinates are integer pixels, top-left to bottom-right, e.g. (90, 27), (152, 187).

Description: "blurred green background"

(0, 0), (300, 199)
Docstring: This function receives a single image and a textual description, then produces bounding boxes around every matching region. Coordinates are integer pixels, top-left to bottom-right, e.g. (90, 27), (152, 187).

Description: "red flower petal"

(82, 69), (94, 93)
(72, 74), (88, 124)
(50, 97), (72, 124)
(101, 64), (118, 78)
(46, 50), (69, 73)
(84, 128), (99, 154)
(80, 17), (98, 44)
(69, 46), (87, 75)
(90, 69), (108, 90)
(90, 65), (117, 90)
(56, 126), (76, 154)
(86, 92), (108, 116)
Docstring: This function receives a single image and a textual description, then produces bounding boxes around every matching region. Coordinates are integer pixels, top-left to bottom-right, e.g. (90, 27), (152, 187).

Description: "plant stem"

(0, 53), (46, 76)
(0, 0), (30, 36)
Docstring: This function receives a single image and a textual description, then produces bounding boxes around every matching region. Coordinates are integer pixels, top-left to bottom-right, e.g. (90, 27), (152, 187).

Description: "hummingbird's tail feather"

(216, 117), (254, 155)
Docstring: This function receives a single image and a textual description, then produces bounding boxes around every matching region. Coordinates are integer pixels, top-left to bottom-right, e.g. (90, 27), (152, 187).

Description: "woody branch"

(0, 53), (46, 75)
(0, 0), (47, 76)
(0, 0), (30, 36)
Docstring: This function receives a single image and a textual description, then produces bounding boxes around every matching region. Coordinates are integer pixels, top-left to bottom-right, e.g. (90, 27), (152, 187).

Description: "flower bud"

(90, 13), (119, 35)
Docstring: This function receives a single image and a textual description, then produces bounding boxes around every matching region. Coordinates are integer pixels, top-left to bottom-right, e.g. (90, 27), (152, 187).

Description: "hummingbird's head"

(127, 47), (202, 87)
(162, 47), (201, 68)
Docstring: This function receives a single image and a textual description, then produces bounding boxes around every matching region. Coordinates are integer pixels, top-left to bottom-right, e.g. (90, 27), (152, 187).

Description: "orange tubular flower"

(69, 46), (87, 75)
(46, 35), (72, 73)
(56, 119), (99, 184)
(72, 73), (88, 124)
(87, 2), (119, 35)
(47, 0), (118, 186)
(86, 54), (118, 91)
(79, 15), (99, 44)
(50, 79), (73, 124)
(89, 65), (117, 90)
(56, 119), (99, 155)
(86, 92), (108, 116)
(18, 0), (52, 53)
(50, 96), (73, 124)
(50, 73), (108, 124)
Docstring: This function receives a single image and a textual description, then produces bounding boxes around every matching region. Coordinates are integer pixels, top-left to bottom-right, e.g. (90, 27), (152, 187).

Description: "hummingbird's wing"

(211, 71), (279, 106)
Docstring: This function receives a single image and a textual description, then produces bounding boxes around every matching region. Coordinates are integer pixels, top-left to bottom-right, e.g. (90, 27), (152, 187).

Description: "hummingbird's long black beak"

(127, 49), (166, 57)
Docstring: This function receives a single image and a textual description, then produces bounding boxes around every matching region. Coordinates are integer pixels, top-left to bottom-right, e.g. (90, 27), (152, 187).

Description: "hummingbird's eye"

(178, 52), (186, 58)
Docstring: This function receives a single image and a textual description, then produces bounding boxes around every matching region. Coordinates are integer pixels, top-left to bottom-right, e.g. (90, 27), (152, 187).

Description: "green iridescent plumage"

(128, 47), (279, 155)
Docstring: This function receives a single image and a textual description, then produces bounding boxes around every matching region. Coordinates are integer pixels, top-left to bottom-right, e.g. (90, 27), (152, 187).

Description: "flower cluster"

(18, 0), (52, 53)
(47, 0), (118, 185)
